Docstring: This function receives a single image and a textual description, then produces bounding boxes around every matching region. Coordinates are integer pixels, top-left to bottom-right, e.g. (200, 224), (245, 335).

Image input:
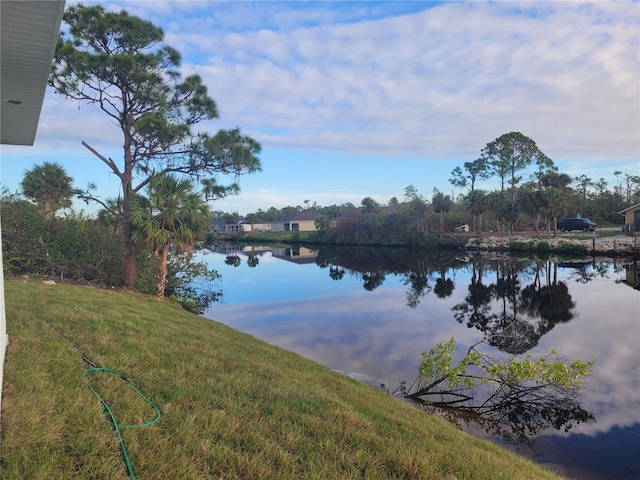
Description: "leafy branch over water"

(400, 338), (595, 444)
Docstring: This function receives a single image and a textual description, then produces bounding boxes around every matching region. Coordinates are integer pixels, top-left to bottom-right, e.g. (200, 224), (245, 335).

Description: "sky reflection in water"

(200, 247), (640, 480)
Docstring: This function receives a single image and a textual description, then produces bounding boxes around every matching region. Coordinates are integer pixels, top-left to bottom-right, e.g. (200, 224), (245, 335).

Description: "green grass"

(2, 281), (564, 479)
(210, 231), (317, 244)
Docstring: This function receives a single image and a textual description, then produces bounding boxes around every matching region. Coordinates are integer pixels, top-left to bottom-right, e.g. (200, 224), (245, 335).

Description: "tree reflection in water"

(314, 248), (595, 355)
(311, 246), (600, 443)
(453, 257), (576, 354)
(329, 266), (345, 280)
(247, 255), (259, 268)
(225, 255), (241, 267)
(315, 246), (460, 306)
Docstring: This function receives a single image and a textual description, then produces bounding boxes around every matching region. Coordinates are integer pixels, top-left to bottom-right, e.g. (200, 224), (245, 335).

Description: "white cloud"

(176, 1), (639, 160)
(37, 1), (640, 163)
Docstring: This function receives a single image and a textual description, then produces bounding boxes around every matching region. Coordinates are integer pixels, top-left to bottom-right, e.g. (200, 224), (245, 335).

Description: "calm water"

(199, 244), (640, 480)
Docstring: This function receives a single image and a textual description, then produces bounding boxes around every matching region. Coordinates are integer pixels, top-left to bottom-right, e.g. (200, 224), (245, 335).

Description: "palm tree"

(518, 182), (546, 238)
(465, 189), (487, 235)
(543, 188), (570, 237)
(96, 197), (124, 234)
(361, 197), (381, 214)
(21, 161), (75, 219)
(542, 171), (573, 193)
(130, 174), (211, 298)
(432, 189), (453, 231)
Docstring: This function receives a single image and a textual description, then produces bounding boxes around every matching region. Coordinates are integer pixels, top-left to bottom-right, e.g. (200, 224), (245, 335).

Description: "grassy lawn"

(2, 281), (564, 479)
(212, 231), (317, 244)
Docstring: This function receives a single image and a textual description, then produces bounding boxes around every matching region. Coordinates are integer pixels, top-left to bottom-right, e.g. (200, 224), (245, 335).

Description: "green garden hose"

(46, 323), (161, 480)
(82, 366), (162, 480)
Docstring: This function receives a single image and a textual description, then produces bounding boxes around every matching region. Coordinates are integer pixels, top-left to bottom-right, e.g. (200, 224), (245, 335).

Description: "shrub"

(1, 193), (124, 284)
(46, 215), (124, 284)
(0, 195), (47, 275)
(555, 241), (588, 255)
(536, 240), (551, 252)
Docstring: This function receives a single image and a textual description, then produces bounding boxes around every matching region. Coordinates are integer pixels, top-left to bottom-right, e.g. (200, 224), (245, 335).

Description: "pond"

(198, 244), (640, 480)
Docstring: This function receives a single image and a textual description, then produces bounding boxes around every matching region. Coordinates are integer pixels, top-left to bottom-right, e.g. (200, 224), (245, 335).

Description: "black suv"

(557, 218), (597, 232)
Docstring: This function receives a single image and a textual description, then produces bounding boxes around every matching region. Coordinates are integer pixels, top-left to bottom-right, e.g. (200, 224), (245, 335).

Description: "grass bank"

(2, 281), (564, 479)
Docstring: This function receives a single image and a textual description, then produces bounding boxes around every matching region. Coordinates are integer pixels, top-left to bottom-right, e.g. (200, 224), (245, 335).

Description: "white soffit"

(1, 0), (65, 146)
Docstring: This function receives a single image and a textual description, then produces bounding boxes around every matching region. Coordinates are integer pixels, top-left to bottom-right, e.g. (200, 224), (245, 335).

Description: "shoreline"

(463, 232), (639, 257)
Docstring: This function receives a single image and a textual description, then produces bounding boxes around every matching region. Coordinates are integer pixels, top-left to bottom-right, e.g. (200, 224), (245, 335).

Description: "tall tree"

(49, 4), (261, 287)
(482, 132), (548, 200)
(245, 213), (258, 233)
(573, 175), (593, 200)
(402, 186), (428, 232)
(613, 170), (624, 197)
(623, 174), (640, 204)
(449, 158), (489, 192)
(21, 162), (75, 220)
(572, 174), (593, 216)
(130, 174), (210, 298)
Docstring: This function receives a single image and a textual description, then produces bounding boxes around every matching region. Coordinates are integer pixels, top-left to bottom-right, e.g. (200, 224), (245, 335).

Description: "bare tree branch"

(82, 141), (123, 180)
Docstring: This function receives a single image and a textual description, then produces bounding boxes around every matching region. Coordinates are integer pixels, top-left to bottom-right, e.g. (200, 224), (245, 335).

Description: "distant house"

(271, 210), (320, 232)
(213, 217), (273, 234)
(211, 218), (240, 233)
(239, 218), (272, 233)
(617, 203), (640, 232)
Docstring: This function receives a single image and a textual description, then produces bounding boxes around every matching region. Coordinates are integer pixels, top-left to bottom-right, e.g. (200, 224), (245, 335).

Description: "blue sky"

(1, 0), (638, 215)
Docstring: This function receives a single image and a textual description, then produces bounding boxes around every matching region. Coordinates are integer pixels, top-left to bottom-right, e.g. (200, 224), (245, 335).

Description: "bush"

(536, 240), (551, 252)
(1, 195), (47, 275)
(555, 241), (588, 255)
(508, 241), (530, 252)
(165, 255), (221, 314)
(46, 215), (124, 284)
(1, 193), (124, 284)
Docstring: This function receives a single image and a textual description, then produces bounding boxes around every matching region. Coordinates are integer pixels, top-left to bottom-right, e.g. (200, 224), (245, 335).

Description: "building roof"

(277, 210), (321, 222)
(1, 1), (65, 145)
(617, 203), (640, 215)
(212, 218), (228, 226)
(240, 218), (271, 225)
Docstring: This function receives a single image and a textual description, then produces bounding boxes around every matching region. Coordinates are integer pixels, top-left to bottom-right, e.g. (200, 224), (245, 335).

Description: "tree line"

(228, 132), (638, 242)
